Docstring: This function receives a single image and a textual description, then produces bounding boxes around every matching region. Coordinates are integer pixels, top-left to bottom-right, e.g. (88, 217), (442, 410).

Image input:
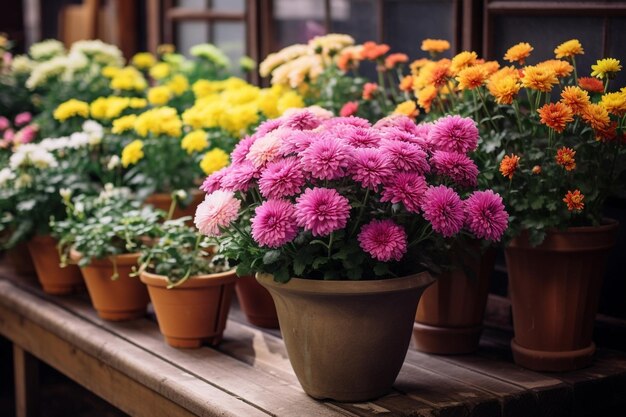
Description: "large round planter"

(505, 220), (619, 372)
(26, 235), (83, 295)
(257, 272), (434, 402)
(144, 191), (203, 221)
(140, 270), (237, 348)
(413, 247), (496, 354)
(235, 275), (279, 328)
(70, 250), (149, 321)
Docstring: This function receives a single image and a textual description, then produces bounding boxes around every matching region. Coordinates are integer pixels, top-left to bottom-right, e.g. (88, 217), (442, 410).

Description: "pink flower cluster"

(195, 109), (508, 265)
(0, 113), (37, 149)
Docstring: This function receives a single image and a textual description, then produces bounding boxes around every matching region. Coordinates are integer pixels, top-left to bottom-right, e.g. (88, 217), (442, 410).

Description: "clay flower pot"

(235, 274), (279, 328)
(144, 191), (203, 221)
(413, 248), (496, 354)
(70, 250), (149, 321)
(26, 235), (83, 295)
(257, 272), (434, 402)
(505, 220), (619, 372)
(140, 270), (237, 348)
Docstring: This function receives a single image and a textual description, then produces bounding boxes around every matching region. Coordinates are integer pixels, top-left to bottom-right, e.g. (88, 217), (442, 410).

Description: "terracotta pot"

(257, 272), (434, 402)
(235, 275), (279, 328)
(6, 242), (36, 275)
(505, 220), (619, 372)
(413, 247), (496, 354)
(26, 235), (83, 295)
(144, 191), (203, 221)
(70, 250), (149, 321)
(140, 270), (237, 348)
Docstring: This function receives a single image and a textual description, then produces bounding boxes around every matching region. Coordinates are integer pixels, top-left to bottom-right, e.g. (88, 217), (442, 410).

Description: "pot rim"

(140, 269), (237, 288)
(256, 271), (434, 295)
(70, 248), (140, 267)
(30, 234), (57, 244)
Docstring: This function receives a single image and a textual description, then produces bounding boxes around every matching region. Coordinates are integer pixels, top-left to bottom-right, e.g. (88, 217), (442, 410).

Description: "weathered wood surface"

(1, 263), (626, 417)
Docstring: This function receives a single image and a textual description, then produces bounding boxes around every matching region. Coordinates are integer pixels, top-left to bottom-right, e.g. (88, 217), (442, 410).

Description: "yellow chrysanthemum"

(112, 114), (137, 134)
(200, 148), (229, 175)
(192, 79), (221, 99)
(121, 140), (144, 167)
(221, 104), (260, 135)
(504, 42), (533, 65)
(581, 103), (610, 131)
(149, 62), (171, 80)
(134, 107), (182, 137)
(89, 97), (109, 120)
(600, 92), (626, 116)
(591, 58), (622, 79)
(560, 86), (590, 115)
(129, 98), (148, 109)
(102, 66), (121, 78)
(110, 67), (147, 91)
(450, 51), (478, 75)
(132, 52), (156, 69)
(53, 99), (89, 121)
(167, 74), (189, 96)
(181, 130), (209, 154)
(410, 58), (431, 76)
(393, 100), (419, 119)
(554, 39), (584, 59)
(147, 85), (172, 106)
(487, 75), (521, 105)
(258, 89), (281, 119)
(521, 65), (558, 92)
(420, 39), (450, 54)
(417, 85), (438, 113)
(456, 66), (488, 90)
(277, 91), (305, 115)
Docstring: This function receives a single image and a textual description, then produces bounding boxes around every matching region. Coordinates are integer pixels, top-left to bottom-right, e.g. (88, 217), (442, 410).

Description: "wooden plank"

(13, 344), (39, 417)
(0, 280), (268, 417)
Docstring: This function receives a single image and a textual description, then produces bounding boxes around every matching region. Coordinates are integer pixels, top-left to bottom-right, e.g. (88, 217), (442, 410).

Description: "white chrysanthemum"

(68, 132), (91, 148)
(11, 55), (34, 74)
(82, 120), (104, 145)
(26, 55), (67, 89)
(10, 144), (58, 169)
(29, 39), (65, 61)
(69, 40), (124, 66)
(107, 155), (120, 170)
(0, 168), (15, 187)
(190, 43), (231, 67)
(259, 44), (308, 77)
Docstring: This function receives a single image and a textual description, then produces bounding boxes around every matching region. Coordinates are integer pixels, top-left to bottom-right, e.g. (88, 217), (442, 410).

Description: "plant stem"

(327, 232), (333, 258)
(349, 188), (370, 237)
(512, 100), (523, 133)
(476, 88), (498, 131)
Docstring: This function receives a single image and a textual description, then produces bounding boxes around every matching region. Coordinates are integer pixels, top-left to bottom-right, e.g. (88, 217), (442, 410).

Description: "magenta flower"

(254, 118), (283, 137)
(194, 190), (241, 236)
(231, 136), (256, 165)
(301, 135), (353, 180)
(428, 115), (479, 154)
(220, 161), (258, 192)
(358, 219), (407, 262)
(200, 167), (228, 193)
(14, 112), (32, 127)
(464, 190), (509, 242)
(0, 116), (10, 131)
(282, 109), (320, 130)
(380, 127), (421, 145)
(295, 187), (351, 236)
(379, 139), (430, 174)
(279, 130), (317, 156)
(341, 125), (382, 148)
(258, 157), (305, 199)
(421, 185), (465, 237)
(251, 200), (299, 248)
(351, 148), (393, 188)
(380, 172), (428, 213)
(374, 115), (419, 136)
(325, 116), (371, 129)
(431, 151), (479, 187)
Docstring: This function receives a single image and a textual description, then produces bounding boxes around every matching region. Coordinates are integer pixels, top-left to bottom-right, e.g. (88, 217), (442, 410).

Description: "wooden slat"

(486, 1), (626, 15)
(166, 8), (246, 21)
(13, 344), (39, 417)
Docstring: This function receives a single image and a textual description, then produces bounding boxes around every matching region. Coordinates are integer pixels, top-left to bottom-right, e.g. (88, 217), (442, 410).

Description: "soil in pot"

(26, 235), (84, 295)
(141, 270), (237, 348)
(235, 275), (279, 329)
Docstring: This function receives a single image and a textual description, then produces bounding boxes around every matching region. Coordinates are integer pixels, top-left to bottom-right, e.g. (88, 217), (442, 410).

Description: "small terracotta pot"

(26, 235), (83, 295)
(257, 272), (434, 402)
(6, 242), (36, 275)
(144, 191), (203, 221)
(71, 250), (149, 321)
(141, 270), (237, 348)
(506, 220), (619, 372)
(235, 275), (279, 328)
(413, 247), (496, 354)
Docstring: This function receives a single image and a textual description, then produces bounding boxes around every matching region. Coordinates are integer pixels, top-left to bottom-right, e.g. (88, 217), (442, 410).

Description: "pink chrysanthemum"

(431, 151), (479, 187)
(220, 161), (258, 192)
(324, 116), (371, 129)
(246, 130), (283, 167)
(200, 167), (229, 193)
(380, 172), (428, 213)
(258, 157), (305, 199)
(464, 190), (509, 242)
(374, 115), (419, 136)
(428, 115), (479, 154)
(279, 130), (317, 156)
(340, 125), (382, 148)
(421, 185), (465, 237)
(379, 127), (422, 145)
(282, 109), (320, 130)
(300, 135), (353, 180)
(351, 148), (393, 188)
(295, 187), (351, 236)
(340, 101), (358, 117)
(194, 190), (241, 236)
(253, 118), (283, 138)
(358, 219), (407, 262)
(251, 199), (299, 248)
(231, 136), (256, 164)
(379, 139), (430, 174)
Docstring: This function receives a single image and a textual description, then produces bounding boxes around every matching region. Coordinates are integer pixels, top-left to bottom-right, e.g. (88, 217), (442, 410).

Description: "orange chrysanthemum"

(427, 59), (452, 88)
(537, 59), (574, 78)
(578, 77), (604, 93)
(450, 51), (478, 75)
(563, 190), (584, 212)
(410, 58), (431, 76)
(538, 102), (574, 133)
(399, 75), (414, 92)
(600, 92), (626, 116)
(487, 75), (521, 104)
(456, 66), (488, 90)
(532, 165), (542, 175)
(362, 82), (379, 100)
(360, 41), (390, 61)
(560, 86), (590, 115)
(421, 39), (451, 54)
(417, 85), (438, 113)
(476, 61), (500, 76)
(499, 154), (520, 180)
(555, 147), (576, 171)
(385, 53), (409, 69)
(594, 120), (618, 142)
(504, 42), (533, 65)
(521, 65), (558, 92)
(337, 50), (358, 72)
(554, 39), (584, 59)
(581, 103), (611, 131)
(393, 100), (419, 119)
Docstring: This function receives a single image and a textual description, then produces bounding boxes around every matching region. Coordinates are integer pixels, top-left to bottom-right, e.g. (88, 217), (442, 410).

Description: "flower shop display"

(195, 109), (508, 401)
(52, 190), (161, 320)
(138, 218), (236, 348)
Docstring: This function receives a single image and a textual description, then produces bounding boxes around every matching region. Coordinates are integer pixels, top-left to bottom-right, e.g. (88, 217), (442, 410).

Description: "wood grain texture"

(13, 345), (39, 417)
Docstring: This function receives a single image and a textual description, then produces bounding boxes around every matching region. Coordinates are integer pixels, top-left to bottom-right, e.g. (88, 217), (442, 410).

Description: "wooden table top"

(1, 262), (625, 417)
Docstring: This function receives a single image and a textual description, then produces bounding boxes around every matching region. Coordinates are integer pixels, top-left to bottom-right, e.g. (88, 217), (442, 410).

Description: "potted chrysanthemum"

(194, 109), (508, 401)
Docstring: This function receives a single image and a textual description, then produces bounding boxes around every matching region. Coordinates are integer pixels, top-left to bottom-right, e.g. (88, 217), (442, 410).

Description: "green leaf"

(262, 250), (281, 265)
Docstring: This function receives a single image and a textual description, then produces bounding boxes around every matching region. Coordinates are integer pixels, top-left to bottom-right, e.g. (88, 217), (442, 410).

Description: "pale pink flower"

(374, 115), (419, 136)
(295, 187), (351, 236)
(431, 151), (479, 187)
(428, 115), (478, 154)
(282, 109), (321, 130)
(0, 116), (10, 131)
(301, 135), (353, 180)
(231, 136), (256, 164)
(379, 139), (430, 174)
(246, 130), (283, 167)
(380, 173), (428, 213)
(14, 112), (32, 127)
(358, 219), (407, 262)
(351, 148), (393, 188)
(220, 162), (258, 192)
(254, 118), (283, 138)
(258, 157), (305, 199)
(421, 185), (465, 237)
(251, 199), (299, 248)
(279, 130), (317, 156)
(464, 190), (509, 242)
(194, 190), (241, 236)
(324, 116), (371, 129)
(200, 167), (229, 193)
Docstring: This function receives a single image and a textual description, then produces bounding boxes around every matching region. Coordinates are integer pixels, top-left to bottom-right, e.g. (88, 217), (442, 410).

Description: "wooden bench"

(1, 262), (626, 417)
